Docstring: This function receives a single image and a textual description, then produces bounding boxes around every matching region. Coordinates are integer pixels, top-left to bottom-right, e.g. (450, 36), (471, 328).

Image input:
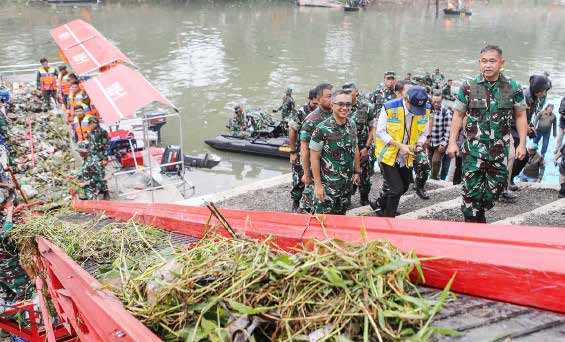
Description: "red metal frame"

(34, 238), (161, 342)
(73, 199), (565, 315)
(0, 300), (71, 342)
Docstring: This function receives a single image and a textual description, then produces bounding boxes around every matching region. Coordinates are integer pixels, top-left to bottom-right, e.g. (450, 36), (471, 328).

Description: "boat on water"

(443, 8), (472, 16)
(343, 6), (360, 12)
(205, 134), (291, 159)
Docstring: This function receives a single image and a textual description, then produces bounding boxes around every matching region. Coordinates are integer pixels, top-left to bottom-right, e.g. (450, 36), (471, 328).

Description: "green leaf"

(323, 267), (347, 288)
(430, 326), (462, 337)
(382, 310), (426, 320)
(200, 318), (216, 336)
(226, 299), (273, 315)
(374, 258), (415, 275)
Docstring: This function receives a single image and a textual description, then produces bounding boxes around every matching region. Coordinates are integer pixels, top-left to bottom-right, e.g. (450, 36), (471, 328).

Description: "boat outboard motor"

(161, 145), (182, 174)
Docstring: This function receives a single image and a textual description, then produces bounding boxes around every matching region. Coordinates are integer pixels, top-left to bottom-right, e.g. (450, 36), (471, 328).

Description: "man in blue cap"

(371, 85), (431, 217)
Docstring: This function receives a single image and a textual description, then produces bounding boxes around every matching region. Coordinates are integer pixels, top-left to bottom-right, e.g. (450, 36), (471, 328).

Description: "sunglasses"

(333, 102), (352, 108)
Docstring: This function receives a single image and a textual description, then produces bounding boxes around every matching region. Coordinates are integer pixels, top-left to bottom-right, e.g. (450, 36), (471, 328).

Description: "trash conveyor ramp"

(3, 200), (565, 341)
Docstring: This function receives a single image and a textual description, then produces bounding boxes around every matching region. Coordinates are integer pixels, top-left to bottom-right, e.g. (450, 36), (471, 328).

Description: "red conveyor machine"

(1, 199), (565, 341)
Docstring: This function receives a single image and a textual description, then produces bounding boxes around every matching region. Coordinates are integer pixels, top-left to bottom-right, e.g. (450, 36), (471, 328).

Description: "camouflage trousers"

(414, 150), (430, 184)
(80, 180), (108, 200)
(300, 185), (351, 215)
(291, 162), (305, 202)
(461, 155), (508, 219)
(313, 186), (351, 215)
(350, 157), (373, 197)
(300, 185), (314, 213)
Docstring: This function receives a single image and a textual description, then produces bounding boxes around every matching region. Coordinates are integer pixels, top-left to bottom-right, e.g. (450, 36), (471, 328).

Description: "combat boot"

(476, 211), (487, 223)
(292, 199), (300, 213)
(500, 190), (517, 203)
(360, 193), (370, 206)
(415, 181), (430, 200)
(369, 195), (383, 212)
(559, 183), (565, 198)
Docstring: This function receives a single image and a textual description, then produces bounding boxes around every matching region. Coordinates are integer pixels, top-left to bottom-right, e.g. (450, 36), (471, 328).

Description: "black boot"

(292, 199), (300, 213)
(360, 192), (370, 206)
(476, 210), (486, 223)
(369, 195), (383, 212)
(464, 217), (477, 223)
(559, 183), (565, 198)
(415, 180), (430, 200)
(383, 196), (401, 217)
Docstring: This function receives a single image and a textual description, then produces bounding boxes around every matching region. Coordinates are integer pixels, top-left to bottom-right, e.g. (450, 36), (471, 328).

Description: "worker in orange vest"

(66, 81), (80, 124)
(57, 65), (72, 109)
(36, 57), (58, 110)
(72, 104), (93, 142)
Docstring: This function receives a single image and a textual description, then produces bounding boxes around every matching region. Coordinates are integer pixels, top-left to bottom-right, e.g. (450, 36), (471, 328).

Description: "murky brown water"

(0, 0), (564, 195)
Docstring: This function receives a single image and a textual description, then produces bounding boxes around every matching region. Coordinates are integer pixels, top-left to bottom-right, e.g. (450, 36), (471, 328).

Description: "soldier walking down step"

(447, 45), (528, 223)
(310, 89), (361, 215)
(299, 83), (334, 213)
(288, 88), (318, 212)
(342, 82), (376, 206)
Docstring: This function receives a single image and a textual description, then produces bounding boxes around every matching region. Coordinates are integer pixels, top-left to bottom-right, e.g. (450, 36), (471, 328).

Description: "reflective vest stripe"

(374, 99), (430, 167)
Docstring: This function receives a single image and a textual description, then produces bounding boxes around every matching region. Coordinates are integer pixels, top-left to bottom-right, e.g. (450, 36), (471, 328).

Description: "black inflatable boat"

(205, 135), (291, 159)
(184, 153), (221, 169)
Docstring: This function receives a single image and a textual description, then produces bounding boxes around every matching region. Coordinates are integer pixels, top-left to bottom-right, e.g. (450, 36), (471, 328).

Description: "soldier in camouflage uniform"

(299, 83), (334, 213)
(448, 45), (528, 223)
(369, 71), (397, 113)
(310, 89), (361, 215)
(288, 88), (318, 212)
(228, 105), (250, 137)
(0, 162), (15, 235)
(87, 116), (109, 163)
(431, 67), (446, 89)
(342, 83), (376, 205)
(274, 87), (296, 122)
(73, 141), (108, 200)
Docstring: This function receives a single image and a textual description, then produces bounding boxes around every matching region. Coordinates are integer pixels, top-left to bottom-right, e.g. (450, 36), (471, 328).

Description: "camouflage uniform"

(413, 147), (430, 189)
(288, 104), (312, 204)
(88, 126), (110, 162)
(349, 98), (376, 200)
(0, 241), (32, 303)
(247, 110), (275, 135)
(309, 116), (357, 214)
(453, 74), (526, 221)
(299, 107), (333, 212)
(76, 154), (107, 200)
(431, 72), (445, 88)
(228, 113), (249, 137)
(277, 95), (296, 122)
(369, 86), (396, 113)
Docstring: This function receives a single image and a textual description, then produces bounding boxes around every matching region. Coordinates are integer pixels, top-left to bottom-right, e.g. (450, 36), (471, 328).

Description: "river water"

(0, 0), (563, 195)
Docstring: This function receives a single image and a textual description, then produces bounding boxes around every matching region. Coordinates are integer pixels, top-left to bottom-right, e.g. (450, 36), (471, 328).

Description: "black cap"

(384, 71), (395, 79)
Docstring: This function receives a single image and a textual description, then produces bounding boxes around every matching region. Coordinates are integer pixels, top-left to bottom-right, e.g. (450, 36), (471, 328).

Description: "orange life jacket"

(60, 74), (71, 95)
(38, 67), (57, 91)
(74, 114), (92, 141)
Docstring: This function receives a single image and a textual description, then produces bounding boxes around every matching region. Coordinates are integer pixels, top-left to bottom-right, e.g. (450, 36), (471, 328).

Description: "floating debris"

(4, 82), (75, 202)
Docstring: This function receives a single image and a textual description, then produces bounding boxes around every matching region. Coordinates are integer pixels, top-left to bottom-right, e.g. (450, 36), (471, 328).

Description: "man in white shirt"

(370, 86), (431, 217)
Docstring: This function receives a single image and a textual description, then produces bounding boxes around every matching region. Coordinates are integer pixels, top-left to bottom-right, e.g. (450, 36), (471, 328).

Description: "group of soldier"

(36, 57), (110, 200)
(277, 44), (565, 222)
